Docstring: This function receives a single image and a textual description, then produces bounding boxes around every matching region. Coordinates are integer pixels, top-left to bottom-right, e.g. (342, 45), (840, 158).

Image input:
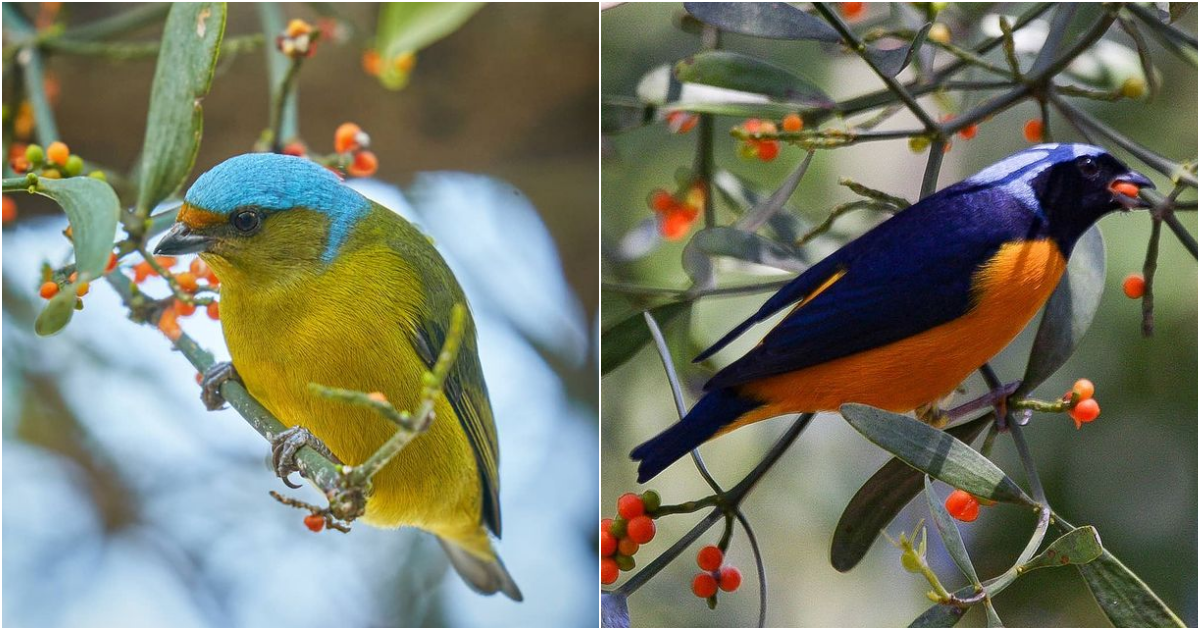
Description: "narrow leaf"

(924, 476), (980, 584)
(602, 96), (654, 134)
(674, 51), (835, 108)
(1016, 225), (1104, 397)
(660, 100), (816, 119)
(136, 2), (225, 214)
(984, 599), (1004, 627)
(601, 302), (691, 375)
(1018, 526), (1103, 573)
(375, 3), (482, 89)
(1078, 549), (1185, 627)
(684, 2), (841, 42)
(909, 603), (967, 628)
(840, 404), (1032, 505)
(34, 177), (121, 336)
(868, 23), (932, 77)
(683, 227), (805, 289)
(832, 414), (992, 572)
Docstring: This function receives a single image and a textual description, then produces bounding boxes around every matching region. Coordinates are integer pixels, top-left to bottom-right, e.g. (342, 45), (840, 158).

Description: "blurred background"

(4, 2), (597, 627)
(602, 3), (1196, 627)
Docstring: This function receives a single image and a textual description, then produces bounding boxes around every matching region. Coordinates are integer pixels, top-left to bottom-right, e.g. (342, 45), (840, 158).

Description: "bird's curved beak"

(1109, 171), (1155, 210)
(155, 221), (214, 255)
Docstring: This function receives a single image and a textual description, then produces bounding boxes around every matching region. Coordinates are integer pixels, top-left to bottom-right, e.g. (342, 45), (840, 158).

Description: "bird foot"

(270, 426), (342, 489)
(915, 403), (950, 429)
(201, 361), (241, 411)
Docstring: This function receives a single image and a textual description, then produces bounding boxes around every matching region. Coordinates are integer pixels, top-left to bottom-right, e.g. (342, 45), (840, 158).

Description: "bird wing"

(704, 185), (1036, 390)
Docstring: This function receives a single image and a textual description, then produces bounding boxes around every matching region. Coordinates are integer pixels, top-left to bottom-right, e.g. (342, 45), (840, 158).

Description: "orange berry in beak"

(1110, 181), (1140, 199)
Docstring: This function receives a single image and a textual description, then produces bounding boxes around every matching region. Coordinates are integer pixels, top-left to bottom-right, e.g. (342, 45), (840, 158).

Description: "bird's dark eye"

(232, 209), (261, 233)
(1077, 157), (1100, 178)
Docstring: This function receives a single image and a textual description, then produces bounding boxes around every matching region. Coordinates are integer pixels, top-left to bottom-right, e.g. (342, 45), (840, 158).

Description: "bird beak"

(1109, 171), (1155, 210)
(155, 222), (214, 255)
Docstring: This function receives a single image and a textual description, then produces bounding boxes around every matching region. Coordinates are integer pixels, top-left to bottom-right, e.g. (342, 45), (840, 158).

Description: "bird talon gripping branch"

(200, 361), (241, 411)
(270, 426), (342, 489)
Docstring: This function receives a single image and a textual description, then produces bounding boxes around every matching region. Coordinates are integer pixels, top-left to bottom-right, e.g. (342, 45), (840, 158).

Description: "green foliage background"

(602, 3), (1197, 627)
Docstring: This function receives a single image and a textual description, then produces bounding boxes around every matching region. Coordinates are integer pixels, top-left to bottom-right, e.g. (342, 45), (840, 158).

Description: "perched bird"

(632, 143), (1152, 482)
(155, 153), (521, 600)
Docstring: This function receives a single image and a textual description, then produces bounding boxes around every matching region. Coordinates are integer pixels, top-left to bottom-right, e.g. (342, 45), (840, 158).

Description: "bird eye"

(232, 209), (261, 233)
(1077, 157), (1100, 178)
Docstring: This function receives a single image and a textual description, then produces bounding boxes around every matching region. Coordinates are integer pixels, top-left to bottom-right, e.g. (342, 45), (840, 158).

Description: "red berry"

(617, 537), (639, 557)
(692, 572), (718, 598)
(617, 492), (645, 520)
(105, 252), (118, 273)
(945, 489), (980, 522)
(601, 530), (617, 557)
(756, 140), (780, 162)
(660, 211), (693, 241)
(697, 545), (723, 572)
(626, 515), (656, 544)
(665, 110), (699, 134)
(958, 123), (978, 140)
(840, 2), (865, 21)
(282, 141), (307, 157)
(1070, 398), (1100, 428)
(1123, 273), (1145, 299)
(648, 189), (675, 213)
(347, 150), (378, 177)
(206, 301), (220, 320)
(718, 566), (742, 592)
(303, 514), (324, 532)
(1023, 119), (1044, 143)
(601, 557), (620, 585)
(334, 122), (364, 153)
(1111, 181), (1141, 199)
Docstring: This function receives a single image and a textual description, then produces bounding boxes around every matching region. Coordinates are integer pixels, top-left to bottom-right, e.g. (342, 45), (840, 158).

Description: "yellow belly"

(736, 240), (1068, 426)
(215, 249), (485, 549)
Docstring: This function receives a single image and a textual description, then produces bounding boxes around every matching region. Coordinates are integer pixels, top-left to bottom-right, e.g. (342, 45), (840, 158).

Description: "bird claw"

(270, 426), (341, 488)
(916, 403), (950, 429)
(201, 361), (241, 411)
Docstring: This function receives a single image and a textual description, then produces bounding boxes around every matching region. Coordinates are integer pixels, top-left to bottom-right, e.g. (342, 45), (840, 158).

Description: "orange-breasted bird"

(632, 143), (1152, 482)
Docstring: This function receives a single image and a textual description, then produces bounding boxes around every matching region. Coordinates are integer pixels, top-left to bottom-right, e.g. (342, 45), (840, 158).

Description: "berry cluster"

(647, 182), (705, 241)
(691, 545), (742, 604)
(600, 490), (661, 585)
(281, 122), (378, 178)
(9, 141), (103, 182)
(38, 250), (119, 302)
(361, 50), (416, 80)
(131, 256), (220, 340)
(1064, 378), (1100, 429)
(276, 18), (320, 59)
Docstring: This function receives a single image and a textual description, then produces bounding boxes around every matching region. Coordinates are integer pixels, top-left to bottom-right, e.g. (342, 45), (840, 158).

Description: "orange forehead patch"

(177, 203), (226, 229)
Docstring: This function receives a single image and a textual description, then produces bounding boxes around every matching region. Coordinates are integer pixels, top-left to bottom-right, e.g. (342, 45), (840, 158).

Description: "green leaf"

(983, 599), (1004, 627)
(658, 100), (815, 119)
(831, 414), (992, 572)
(34, 177), (121, 336)
(924, 476), (980, 585)
(840, 404), (1033, 506)
(684, 2), (841, 43)
(136, 2), (225, 215)
(601, 302), (691, 375)
(909, 603), (967, 628)
(375, 2), (482, 90)
(674, 51), (835, 108)
(1018, 526), (1103, 573)
(1016, 225), (1105, 397)
(1077, 549), (1185, 627)
(602, 96), (654, 134)
(868, 23), (932, 77)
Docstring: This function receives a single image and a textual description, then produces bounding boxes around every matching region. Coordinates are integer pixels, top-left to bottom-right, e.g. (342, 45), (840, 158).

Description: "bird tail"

(438, 537), (523, 601)
(630, 388), (764, 483)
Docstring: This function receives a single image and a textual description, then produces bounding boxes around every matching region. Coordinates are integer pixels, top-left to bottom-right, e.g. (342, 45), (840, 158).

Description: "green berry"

(615, 554), (636, 571)
(88, 170), (107, 181)
(908, 136), (930, 153)
(64, 155), (84, 177)
(25, 144), (44, 166)
(641, 490), (662, 513)
(608, 517), (627, 539)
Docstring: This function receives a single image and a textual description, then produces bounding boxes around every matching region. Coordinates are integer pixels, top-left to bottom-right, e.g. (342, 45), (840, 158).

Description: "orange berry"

(718, 565), (742, 592)
(665, 110), (699, 134)
(155, 255), (177, 270)
(840, 2), (865, 21)
(362, 49), (382, 76)
(945, 489), (980, 522)
(195, 372), (203, 385)
(601, 558), (620, 585)
(660, 211), (693, 241)
(1111, 181), (1141, 198)
(206, 301), (220, 320)
(75, 281), (89, 297)
(617, 537), (640, 557)
(943, 140), (952, 154)
(158, 307), (181, 341)
(367, 391), (388, 403)
(743, 118), (762, 134)
(393, 51), (416, 74)
(601, 530), (618, 557)
(303, 513), (324, 532)
(347, 150), (378, 177)
(9, 155), (29, 174)
(782, 113), (803, 132)
(649, 189), (675, 213)
(134, 261), (153, 284)
(334, 122), (364, 154)
(626, 515), (656, 544)
(174, 299), (197, 317)
(176, 272), (199, 293)
(39, 281), (59, 299)
(1072, 379), (1095, 401)
(1023, 119), (1044, 143)
(958, 123), (978, 140)
(692, 572), (718, 598)
(105, 252), (118, 273)
(46, 141), (69, 166)
(756, 140), (780, 162)
(1122, 273), (1145, 299)
(617, 492), (645, 520)
(697, 545), (723, 572)
(190, 258), (206, 277)
(281, 141), (307, 157)
(68, 271), (78, 283)
(1069, 398), (1100, 428)
(286, 18), (313, 38)
(2, 196), (16, 223)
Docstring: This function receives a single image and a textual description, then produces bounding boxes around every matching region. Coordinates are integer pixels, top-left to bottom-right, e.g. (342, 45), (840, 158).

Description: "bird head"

(154, 153), (371, 284)
(961, 143), (1153, 253)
